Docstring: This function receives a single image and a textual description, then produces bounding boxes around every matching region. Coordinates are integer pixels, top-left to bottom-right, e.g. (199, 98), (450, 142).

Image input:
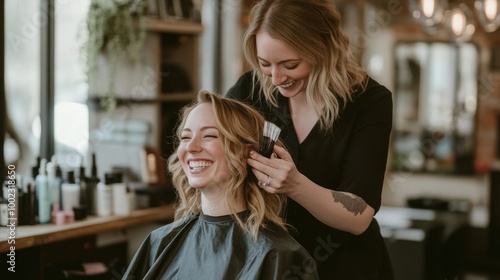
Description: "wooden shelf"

(87, 16), (202, 183)
(0, 204), (175, 252)
(87, 96), (156, 107)
(88, 92), (196, 108)
(145, 18), (203, 34)
(158, 92), (197, 102)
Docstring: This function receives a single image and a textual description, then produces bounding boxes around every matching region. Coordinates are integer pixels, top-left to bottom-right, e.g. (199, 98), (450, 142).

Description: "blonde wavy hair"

(168, 90), (287, 240)
(243, 0), (368, 131)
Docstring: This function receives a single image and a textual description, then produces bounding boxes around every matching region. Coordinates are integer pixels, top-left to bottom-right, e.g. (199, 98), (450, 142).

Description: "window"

(5, 0), (40, 177)
(54, 0), (90, 169)
(5, 0), (90, 178)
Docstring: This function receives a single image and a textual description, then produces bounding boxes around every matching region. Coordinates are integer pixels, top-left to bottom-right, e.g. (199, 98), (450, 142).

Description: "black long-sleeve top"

(226, 72), (394, 279)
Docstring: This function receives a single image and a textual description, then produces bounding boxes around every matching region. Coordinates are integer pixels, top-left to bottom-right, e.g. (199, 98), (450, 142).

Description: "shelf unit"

(152, 19), (202, 164)
(88, 18), (202, 183)
(145, 18), (203, 34)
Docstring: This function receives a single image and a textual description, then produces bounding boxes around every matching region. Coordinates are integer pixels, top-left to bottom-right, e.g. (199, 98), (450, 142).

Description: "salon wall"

(359, 13), (500, 225)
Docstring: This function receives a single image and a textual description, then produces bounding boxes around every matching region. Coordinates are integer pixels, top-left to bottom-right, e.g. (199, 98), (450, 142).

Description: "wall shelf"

(88, 14), (202, 185)
(145, 18), (203, 34)
(158, 92), (197, 102)
(88, 92), (196, 109)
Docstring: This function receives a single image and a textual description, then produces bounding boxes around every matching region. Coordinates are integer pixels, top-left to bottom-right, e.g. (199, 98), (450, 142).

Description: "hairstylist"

(225, 0), (394, 278)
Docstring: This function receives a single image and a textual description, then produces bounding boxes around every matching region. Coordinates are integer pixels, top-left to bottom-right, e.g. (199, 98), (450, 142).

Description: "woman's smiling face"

(177, 103), (231, 190)
(256, 31), (312, 99)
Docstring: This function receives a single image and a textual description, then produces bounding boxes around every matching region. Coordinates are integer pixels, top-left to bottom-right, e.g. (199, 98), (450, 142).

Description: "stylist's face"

(256, 31), (311, 99)
(177, 103), (230, 190)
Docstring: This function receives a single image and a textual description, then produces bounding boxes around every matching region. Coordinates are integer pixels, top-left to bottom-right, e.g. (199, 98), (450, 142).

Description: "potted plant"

(83, 0), (147, 111)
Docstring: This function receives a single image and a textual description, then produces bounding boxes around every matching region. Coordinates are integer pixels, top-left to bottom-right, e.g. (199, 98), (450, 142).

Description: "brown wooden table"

(0, 204), (175, 253)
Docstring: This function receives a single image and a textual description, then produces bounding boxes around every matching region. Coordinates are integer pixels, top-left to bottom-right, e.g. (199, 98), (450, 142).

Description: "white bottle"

(96, 173), (113, 217)
(61, 171), (80, 211)
(111, 173), (129, 216)
(36, 159), (51, 224)
(127, 188), (136, 214)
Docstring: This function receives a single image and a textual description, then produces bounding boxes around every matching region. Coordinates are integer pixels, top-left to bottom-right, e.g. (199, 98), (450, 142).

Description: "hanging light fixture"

(410, 0), (448, 27)
(475, 0), (500, 32)
(410, 0), (500, 42)
(444, 2), (476, 41)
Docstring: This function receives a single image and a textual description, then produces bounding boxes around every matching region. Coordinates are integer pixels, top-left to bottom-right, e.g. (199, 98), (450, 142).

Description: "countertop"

(0, 204), (175, 252)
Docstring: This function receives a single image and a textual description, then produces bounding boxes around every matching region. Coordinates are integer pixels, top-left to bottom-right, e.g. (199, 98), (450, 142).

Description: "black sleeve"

(339, 82), (393, 212)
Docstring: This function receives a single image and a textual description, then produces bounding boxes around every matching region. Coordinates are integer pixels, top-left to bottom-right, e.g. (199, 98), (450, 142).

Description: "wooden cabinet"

(88, 18), (202, 183)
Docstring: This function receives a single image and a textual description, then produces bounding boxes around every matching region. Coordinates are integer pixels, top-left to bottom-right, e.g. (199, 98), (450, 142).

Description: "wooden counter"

(0, 204), (175, 253)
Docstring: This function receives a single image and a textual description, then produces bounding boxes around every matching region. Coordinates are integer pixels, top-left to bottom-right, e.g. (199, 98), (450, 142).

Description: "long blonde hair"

(243, 0), (367, 131)
(168, 90), (287, 240)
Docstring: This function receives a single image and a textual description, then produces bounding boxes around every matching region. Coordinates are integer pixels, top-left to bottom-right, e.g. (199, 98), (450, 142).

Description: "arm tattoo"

(331, 191), (368, 216)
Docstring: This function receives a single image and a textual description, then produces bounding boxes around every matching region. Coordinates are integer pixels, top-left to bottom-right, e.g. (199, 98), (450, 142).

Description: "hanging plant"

(83, 0), (147, 111)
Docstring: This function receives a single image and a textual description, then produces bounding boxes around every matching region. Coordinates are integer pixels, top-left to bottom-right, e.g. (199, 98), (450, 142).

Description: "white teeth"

(189, 161), (212, 169)
(281, 81), (294, 88)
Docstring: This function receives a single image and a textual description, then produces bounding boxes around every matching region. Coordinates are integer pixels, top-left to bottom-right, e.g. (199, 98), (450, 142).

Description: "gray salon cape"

(122, 212), (319, 280)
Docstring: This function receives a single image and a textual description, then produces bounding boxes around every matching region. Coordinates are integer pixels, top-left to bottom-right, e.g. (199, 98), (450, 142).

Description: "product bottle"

(55, 163), (63, 209)
(32, 160), (40, 221)
(64, 203), (75, 223)
(61, 170), (80, 210)
(112, 172), (129, 215)
(0, 197), (8, 226)
(24, 165), (38, 225)
(51, 202), (66, 225)
(96, 173), (113, 217)
(75, 163), (88, 220)
(1, 179), (9, 225)
(46, 161), (61, 212)
(126, 187), (136, 214)
(85, 153), (99, 215)
(35, 158), (51, 224)
(2, 176), (19, 223)
(16, 175), (25, 225)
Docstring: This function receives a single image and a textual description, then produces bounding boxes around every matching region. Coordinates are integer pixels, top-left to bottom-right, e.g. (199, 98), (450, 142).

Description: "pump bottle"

(35, 159), (51, 224)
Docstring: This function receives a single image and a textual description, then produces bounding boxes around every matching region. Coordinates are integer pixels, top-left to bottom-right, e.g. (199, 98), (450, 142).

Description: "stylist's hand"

(248, 145), (302, 196)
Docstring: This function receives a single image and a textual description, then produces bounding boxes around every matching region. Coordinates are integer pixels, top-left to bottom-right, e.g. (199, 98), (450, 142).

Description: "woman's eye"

(260, 62), (270, 67)
(204, 135), (218, 139)
(285, 64), (298, 70)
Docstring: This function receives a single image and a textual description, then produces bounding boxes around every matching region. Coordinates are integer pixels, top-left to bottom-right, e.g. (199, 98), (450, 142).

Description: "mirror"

(391, 42), (478, 175)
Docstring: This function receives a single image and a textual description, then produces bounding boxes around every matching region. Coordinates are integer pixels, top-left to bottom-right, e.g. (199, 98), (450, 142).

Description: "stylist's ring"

(260, 176), (270, 187)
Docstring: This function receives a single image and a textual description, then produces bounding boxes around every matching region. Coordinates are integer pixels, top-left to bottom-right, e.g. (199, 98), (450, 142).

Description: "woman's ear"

(243, 144), (257, 158)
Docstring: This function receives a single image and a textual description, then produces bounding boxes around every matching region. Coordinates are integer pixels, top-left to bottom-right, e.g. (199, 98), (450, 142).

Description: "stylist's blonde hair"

(244, 0), (367, 131)
(168, 90), (287, 240)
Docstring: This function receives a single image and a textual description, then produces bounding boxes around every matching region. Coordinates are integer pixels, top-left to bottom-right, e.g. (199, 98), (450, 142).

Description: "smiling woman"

(122, 90), (319, 280)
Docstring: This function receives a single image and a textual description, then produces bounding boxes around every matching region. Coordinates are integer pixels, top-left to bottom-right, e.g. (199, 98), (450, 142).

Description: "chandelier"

(410, 0), (500, 41)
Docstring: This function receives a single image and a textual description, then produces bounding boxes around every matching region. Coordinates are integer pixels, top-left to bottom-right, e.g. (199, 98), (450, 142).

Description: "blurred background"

(1, 0), (500, 279)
